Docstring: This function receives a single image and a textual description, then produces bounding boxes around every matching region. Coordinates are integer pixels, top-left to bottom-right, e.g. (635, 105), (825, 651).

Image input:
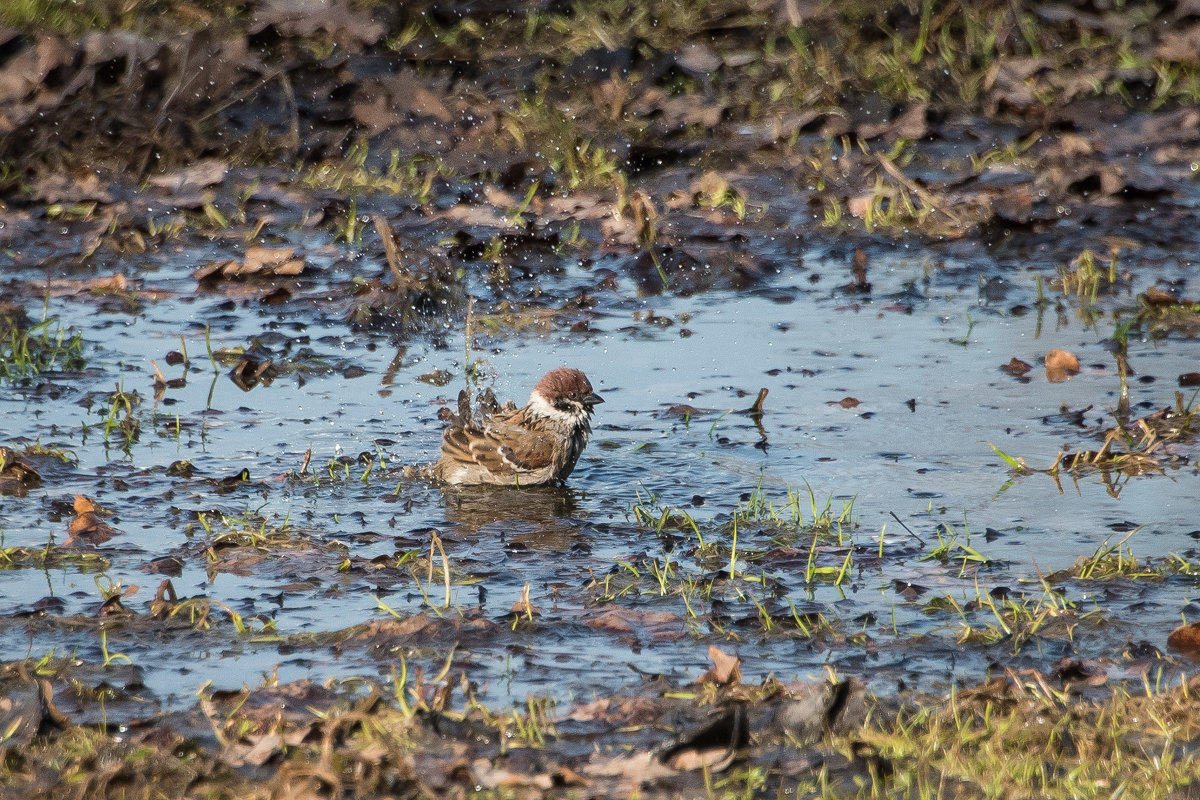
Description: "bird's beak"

(584, 392), (604, 408)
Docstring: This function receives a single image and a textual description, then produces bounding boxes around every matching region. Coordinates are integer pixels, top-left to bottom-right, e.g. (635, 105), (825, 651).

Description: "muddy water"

(2, 214), (1198, 713)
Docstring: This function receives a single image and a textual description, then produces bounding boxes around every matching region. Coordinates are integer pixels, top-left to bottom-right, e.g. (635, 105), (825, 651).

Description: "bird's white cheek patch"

(526, 393), (557, 417)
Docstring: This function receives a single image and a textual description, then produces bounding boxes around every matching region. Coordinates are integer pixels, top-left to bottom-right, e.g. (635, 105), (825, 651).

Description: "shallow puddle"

(2, 187), (1199, 716)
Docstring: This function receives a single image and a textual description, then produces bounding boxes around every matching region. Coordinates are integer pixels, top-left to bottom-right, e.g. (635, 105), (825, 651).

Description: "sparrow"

(432, 368), (603, 486)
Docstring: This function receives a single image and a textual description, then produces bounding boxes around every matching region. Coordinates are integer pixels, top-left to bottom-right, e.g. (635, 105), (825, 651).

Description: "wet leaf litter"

(2, 0), (1200, 797)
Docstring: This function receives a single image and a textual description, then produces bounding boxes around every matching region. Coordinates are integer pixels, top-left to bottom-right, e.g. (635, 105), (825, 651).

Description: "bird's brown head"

(532, 368), (604, 416)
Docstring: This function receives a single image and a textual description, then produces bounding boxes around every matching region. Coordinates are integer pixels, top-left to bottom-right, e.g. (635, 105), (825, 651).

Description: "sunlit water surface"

(2, 228), (1198, 713)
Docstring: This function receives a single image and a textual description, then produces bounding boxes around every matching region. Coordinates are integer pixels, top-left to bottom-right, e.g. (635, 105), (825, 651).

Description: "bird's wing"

(440, 419), (557, 477)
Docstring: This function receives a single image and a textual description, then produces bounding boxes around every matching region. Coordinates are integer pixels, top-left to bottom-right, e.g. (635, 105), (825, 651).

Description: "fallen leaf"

(146, 159), (228, 192)
(560, 697), (658, 724)
(666, 746), (736, 771)
(847, 194), (872, 218)
(696, 645), (741, 685)
(193, 260), (235, 280)
(659, 705), (747, 772)
(985, 57), (1048, 113)
(990, 185), (1034, 223)
(1155, 25), (1200, 65)
(250, 0), (385, 47)
(1167, 622), (1200, 656)
(471, 757), (553, 790)
(194, 248), (305, 281)
(1142, 286), (1180, 305)
(508, 597), (538, 617)
(586, 610), (634, 634)
(856, 102), (927, 141)
(827, 396), (860, 409)
(418, 369), (454, 386)
(893, 579), (929, 599)
(553, 765), (589, 787)
(73, 494), (106, 514)
(84, 274), (128, 292)
(244, 247), (301, 274)
(229, 349), (274, 391)
(66, 512), (120, 545)
(1052, 658), (1108, 687)
(582, 750), (677, 784)
(226, 733), (282, 768)
(1045, 349), (1081, 383)
(676, 42), (722, 74)
(1000, 357), (1033, 376)
(586, 609), (682, 637)
(0, 447), (41, 492)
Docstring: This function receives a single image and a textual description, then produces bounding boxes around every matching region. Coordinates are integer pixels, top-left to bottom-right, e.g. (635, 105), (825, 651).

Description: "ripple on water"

(0, 240), (1197, 710)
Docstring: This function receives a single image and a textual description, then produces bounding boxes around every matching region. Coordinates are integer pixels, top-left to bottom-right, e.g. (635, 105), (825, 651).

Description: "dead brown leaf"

(1001, 357), (1033, 376)
(471, 758), (553, 790)
(650, 93), (726, 130)
(73, 494), (107, 514)
(195, 248), (305, 281)
(353, 72), (452, 134)
(857, 102), (927, 141)
(245, 247), (304, 275)
(585, 610), (634, 633)
(666, 744), (736, 771)
(554, 765), (589, 787)
(193, 260), (238, 280)
(28, 169), (115, 204)
(39, 273), (129, 296)
(676, 42), (722, 74)
(250, 0), (385, 48)
(985, 57), (1049, 113)
(0, 448), (41, 492)
(846, 194), (872, 219)
(990, 186), (1034, 223)
(65, 512), (120, 546)
(1044, 132), (1095, 159)
(658, 704), (748, 775)
(1167, 622), (1200, 656)
(1143, 286), (1181, 305)
(1155, 25), (1200, 64)
(582, 750), (677, 785)
(438, 203), (514, 229)
(0, 35), (76, 108)
(229, 349), (274, 391)
(90, 274), (129, 292)
(560, 696), (658, 724)
(1045, 349), (1081, 383)
(146, 159), (229, 192)
(1051, 658), (1108, 687)
(225, 732), (282, 768)
(696, 645), (741, 686)
(585, 609), (682, 638)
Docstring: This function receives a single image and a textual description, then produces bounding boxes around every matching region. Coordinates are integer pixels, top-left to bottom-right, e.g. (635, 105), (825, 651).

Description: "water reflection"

(439, 484), (583, 552)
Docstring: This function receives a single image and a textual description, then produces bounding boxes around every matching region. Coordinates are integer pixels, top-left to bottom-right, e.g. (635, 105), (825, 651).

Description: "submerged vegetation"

(0, 305), (85, 382)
